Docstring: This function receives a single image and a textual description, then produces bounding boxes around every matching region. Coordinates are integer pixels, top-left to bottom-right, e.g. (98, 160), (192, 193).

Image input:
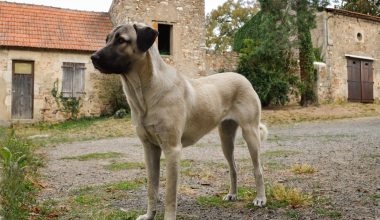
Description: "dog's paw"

(252, 196), (267, 207)
(223, 194), (238, 201)
(136, 214), (154, 220)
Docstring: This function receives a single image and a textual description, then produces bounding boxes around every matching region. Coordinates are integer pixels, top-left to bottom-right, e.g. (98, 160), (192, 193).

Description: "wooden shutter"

(62, 62), (74, 97)
(62, 63), (86, 97)
(347, 59), (361, 102)
(361, 61), (374, 103)
(73, 63), (86, 97)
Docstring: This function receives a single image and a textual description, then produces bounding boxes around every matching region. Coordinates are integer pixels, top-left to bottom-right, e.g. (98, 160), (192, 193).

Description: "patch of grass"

(286, 210), (303, 219)
(263, 161), (286, 171)
(262, 103), (380, 125)
(106, 179), (145, 191)
(180, 159), (195, 168)
(315, 207), (342, 219)
(235, 137), (245, 146)
(369, 194), (380, 201)
(196, 195), (232, 208)
(92, 209), (141, 220)
(62, 152), (123, 161)
(266, 184), (312, 209)
(290, 164), (317, 174)
(74, 194), (101, 206)
(37, 180), (145, 219)
(0, 130), (42, 219)
(104, 162), (145, 171)
(262, 150), (301, 158)
(36, 117), (108, 131)
(160, 159), (195, 168)
(237, 186), (257, 204)
(363, 154), (380, 159)
(12, 116), (135, 146)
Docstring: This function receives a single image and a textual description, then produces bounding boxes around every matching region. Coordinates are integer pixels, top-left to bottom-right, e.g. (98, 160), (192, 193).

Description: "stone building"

(109, 0), (207, 76)
(312, 8), (380, 103)
(0, 2), (113, 124)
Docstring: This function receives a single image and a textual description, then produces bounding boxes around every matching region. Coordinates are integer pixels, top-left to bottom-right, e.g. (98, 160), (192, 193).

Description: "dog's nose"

(91, 53), (100, 61)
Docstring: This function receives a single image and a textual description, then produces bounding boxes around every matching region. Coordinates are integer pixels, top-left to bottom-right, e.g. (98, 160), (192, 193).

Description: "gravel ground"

(38, 117), (380, 219)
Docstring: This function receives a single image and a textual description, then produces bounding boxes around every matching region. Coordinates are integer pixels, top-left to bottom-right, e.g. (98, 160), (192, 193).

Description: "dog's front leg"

(137, 143), (162, 220)
(163, 145), (181, 220)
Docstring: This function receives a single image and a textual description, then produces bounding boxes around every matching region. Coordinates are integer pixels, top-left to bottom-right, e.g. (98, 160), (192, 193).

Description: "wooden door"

(347, 58), (374, 103)
(11, 61), (34, 119)
(361, 61), (374, 103)
(347, 59), (362, 102)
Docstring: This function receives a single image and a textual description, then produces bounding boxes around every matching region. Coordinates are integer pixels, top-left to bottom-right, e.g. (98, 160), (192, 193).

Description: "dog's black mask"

(91, 24), (158, 74)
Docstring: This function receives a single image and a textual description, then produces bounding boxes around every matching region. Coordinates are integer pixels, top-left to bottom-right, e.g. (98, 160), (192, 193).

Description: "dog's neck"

(121, 46), (178, 125)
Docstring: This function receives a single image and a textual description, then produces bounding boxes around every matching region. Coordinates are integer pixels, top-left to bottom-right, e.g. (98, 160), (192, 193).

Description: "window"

(61, 62), (86, 97)
(357, 32), (363, 41)
(158, 23), (173, 55)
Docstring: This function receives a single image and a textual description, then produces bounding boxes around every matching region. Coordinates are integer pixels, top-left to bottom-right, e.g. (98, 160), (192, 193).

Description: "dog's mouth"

(92, 60), (131, 75)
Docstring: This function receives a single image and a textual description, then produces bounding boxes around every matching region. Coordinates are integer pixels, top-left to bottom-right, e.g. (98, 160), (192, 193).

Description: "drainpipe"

(323, 11), (334, 101)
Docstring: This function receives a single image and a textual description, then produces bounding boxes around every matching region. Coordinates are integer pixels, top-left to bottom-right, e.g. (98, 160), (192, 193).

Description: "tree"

(235, 0), (299, 106)
(341, 0), (380, 16)
(206, 0), (259, 51)
(295, 0), (319, 106)
(235, 0), (332, 106)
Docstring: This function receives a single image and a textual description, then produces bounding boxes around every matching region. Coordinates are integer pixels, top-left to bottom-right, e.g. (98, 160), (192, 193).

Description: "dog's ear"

(133, 24), (159, 52)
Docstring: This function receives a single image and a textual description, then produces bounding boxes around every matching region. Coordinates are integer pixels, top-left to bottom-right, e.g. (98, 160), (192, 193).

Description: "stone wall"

(205, 50), (239, 73)
(312, 11), (380, 102)
(0, 48), (120, 124)
(109, 0), (206, 77)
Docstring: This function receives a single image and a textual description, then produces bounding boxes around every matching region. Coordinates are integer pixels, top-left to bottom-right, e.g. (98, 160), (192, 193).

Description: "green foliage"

(99, 76), (130, 115)
(295, 0), (318, 106)
(206, 0), (259, 51)
(341, 0), (380, 16)
(235, 0), (330, 106)
(313, 47), (323, 62)
(114, 108), (128, 119)
(235, 3), (299, 106)
(0, 131), (39, 219)
(51, 79), (82, 120)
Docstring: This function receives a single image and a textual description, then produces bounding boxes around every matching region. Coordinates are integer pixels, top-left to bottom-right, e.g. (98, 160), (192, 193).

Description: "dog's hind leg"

(219, 120), (239, 201)
(241, 124), (267, 207)
(137, 143), (162, 220)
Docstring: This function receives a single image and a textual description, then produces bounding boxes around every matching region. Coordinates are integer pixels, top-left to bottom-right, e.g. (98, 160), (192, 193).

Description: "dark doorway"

(347, 58), (374, 103)
(158, 24), (172, 55)
(11, 60), (34, 119)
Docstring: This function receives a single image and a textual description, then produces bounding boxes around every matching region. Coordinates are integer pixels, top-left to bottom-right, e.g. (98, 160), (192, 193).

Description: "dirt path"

(38, 117), (380, 219)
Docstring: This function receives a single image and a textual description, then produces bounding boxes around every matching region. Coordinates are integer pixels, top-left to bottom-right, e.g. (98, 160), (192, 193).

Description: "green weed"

(104, 162), (145, 171)
(62, 152), (123, 161)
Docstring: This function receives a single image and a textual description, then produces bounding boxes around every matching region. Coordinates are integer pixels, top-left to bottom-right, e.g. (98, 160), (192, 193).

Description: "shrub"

(0, 131), (39, 219)
(114, 108), (128, 119)
(98, 76), (130, 115)
(51, 79), (82, 120)
(235, 5), (299, 106)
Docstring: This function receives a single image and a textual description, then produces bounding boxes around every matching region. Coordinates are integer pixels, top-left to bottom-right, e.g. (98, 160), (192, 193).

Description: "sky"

(1, 0), (227, 14)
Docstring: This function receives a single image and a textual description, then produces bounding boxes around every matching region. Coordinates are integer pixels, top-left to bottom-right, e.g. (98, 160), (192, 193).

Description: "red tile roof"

(0, 1), (113, 52)
(326, 8), (380, 23)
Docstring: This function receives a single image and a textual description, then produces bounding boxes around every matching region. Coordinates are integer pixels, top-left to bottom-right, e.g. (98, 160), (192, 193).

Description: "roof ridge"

(325, 8), (380, 22)
(0, 1), (110, 15)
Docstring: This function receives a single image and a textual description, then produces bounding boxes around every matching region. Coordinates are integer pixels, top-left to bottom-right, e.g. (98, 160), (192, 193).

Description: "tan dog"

(91, 23), (268, 220)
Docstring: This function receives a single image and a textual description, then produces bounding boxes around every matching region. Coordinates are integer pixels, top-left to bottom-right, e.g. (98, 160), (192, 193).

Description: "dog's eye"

(118, 38), (131, 44)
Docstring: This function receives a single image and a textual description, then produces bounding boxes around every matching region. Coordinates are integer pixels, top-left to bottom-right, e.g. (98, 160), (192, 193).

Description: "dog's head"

(91, 23), (159, 74)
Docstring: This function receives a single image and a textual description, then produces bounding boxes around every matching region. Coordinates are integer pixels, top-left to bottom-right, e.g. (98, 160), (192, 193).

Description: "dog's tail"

(259, 123), (268, 142)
